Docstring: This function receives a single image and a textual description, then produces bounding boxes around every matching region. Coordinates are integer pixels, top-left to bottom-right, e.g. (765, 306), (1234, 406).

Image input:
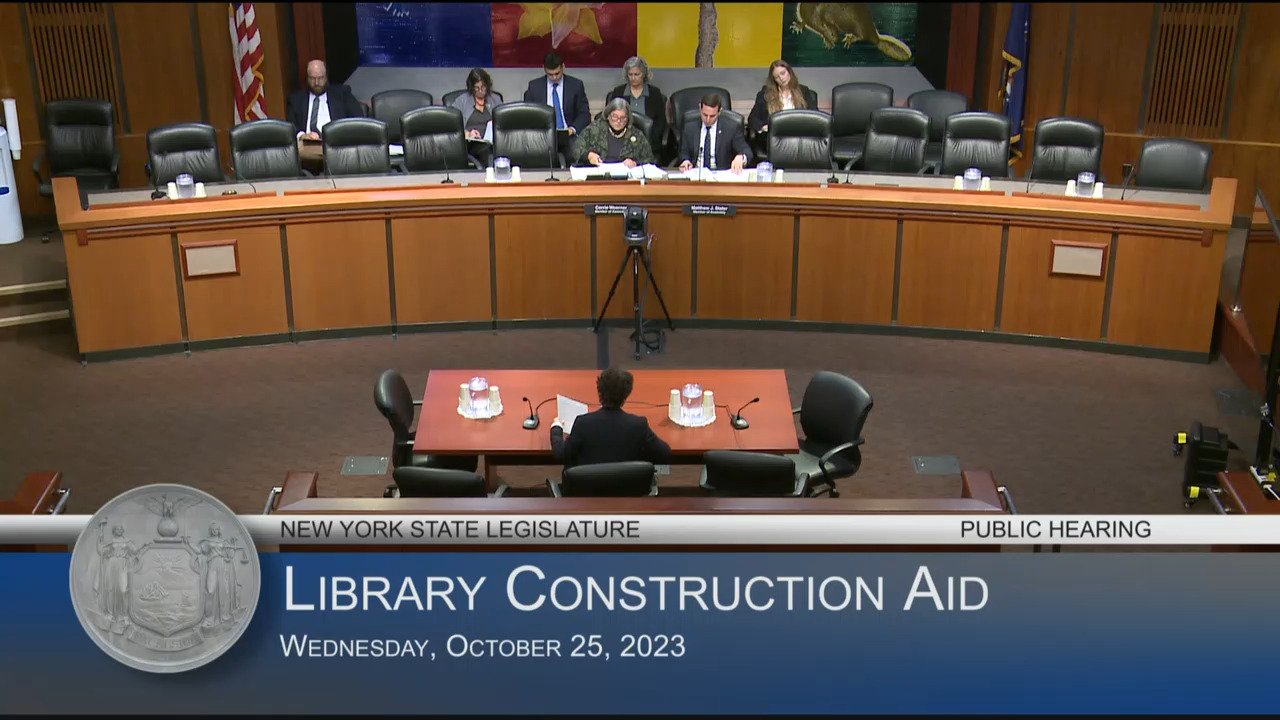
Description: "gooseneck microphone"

(730, 397), (761, 430)
(546, 129), (561, 182)
(522, 396), (556, 430)
(1025, 166), (1035, 194)
(1119, 162), (1136, 200)
(440, 144), (454, 184)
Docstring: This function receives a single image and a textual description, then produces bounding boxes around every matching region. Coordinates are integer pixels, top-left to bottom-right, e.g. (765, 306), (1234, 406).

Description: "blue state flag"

(1000, 2), (1030, 164)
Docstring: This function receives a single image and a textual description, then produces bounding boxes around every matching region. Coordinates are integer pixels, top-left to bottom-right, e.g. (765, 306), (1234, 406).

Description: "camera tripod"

(592, 234), (674, 359)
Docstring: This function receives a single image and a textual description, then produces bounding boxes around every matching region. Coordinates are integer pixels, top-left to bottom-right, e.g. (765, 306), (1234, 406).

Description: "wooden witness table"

(52, 172), (1236, 362)
(416, 369), (798, 482)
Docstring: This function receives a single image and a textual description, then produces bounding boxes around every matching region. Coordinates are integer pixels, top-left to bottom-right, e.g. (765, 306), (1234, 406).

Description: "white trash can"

(0, 127), (23, 245)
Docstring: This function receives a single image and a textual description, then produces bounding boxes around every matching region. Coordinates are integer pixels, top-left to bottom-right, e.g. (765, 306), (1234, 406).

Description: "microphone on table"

(522, 396), (556, 430)
(440, 143), (454, 184)
(546, 129), (561, 182)
(1025, 165), (1035, 194)
(730, 397), (761, 430)
(1119, 162), (1136, 200)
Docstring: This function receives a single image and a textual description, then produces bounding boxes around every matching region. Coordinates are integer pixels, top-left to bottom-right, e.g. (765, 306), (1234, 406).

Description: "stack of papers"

(671, 168), (753, 182)
(556, 394), (589, 433)
(569, 163), (667, 181)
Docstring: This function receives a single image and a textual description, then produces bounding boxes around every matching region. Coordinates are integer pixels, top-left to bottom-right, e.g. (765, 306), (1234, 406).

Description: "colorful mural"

(355, 2), (917, 68)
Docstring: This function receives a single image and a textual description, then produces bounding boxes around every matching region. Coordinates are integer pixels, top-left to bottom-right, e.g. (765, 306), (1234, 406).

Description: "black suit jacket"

(748, 85), (821, 133)
(606, 83), (668, 146)
(286, 84), (365, 135)
(523, 74), (591, 133)
(678, 114), (752, 170)
(550, 407), (672, 468)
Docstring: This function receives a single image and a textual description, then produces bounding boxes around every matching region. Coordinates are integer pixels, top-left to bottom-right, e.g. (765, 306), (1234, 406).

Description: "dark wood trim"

(946, 2), (982, 99)
(1216, 300), (1267, 396)
(0, 471), (63, 514)
(291, 2), (326, 88)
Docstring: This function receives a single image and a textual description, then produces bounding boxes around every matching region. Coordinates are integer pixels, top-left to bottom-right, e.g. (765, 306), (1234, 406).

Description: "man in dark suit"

(522, 51), (591, 154)
(550, 367), (671, 469)
(677, 92), (751, 174)
(286, 59), (366, 140)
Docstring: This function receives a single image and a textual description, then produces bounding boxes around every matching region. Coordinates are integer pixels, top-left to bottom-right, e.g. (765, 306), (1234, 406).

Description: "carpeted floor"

(0, 322), (1262, 519)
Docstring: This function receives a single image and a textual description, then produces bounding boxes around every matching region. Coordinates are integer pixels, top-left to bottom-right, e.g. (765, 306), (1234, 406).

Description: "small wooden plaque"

(180, 239), (239, 279)
(1050, 239), (1107, 278)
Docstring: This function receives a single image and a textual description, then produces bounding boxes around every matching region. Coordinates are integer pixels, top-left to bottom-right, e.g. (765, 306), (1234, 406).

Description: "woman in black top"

(747, 59), (819, 158)
(605, 56), (667, 159)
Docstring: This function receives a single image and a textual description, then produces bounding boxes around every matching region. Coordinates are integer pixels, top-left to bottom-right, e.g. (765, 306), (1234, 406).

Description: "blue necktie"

(551, 82), (565, 130)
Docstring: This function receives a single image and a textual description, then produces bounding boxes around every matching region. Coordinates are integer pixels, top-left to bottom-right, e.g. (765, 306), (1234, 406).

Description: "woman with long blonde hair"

(747, 59), (819, 135)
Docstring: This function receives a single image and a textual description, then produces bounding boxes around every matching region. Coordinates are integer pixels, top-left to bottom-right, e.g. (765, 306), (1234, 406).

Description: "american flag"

(229, 2), (266, 124)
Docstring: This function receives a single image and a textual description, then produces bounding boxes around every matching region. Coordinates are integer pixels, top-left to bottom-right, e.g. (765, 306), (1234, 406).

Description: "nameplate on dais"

(683, 204), (736, 216)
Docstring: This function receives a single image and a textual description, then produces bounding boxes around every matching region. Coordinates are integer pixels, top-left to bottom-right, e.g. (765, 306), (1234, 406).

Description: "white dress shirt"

(696, 120), (718, 169)
(545, 78), (566, 128)
(780, 91), (795, 110)
(306, 92), (331, 134)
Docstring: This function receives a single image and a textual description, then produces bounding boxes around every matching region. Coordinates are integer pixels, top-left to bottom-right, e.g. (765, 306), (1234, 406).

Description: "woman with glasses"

(572, 97), (655, 167)
(449, 67), (503, 167)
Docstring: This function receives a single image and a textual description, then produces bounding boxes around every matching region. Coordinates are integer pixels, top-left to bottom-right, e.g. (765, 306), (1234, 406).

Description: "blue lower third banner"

(2, 552), (1278, 714)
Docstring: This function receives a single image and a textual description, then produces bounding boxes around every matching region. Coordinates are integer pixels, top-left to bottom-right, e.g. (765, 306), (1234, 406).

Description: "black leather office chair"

(383, 466), (508, 498)
(766, 109), (835, 170)
(907, 89), (968, 166)
(1029, 116), (1104, 182)
(229, 119), (301, 180)
(322, 117), (392, 176)
(700, 450), (810, 497)
(371, 89), (434, 144)
(859, 107), (929, 174)
(785, 371), (874, 497)
(1132, 137), (1211, 191)
(374, 369), (479, 473)
(401, 106), (482, 172)
(32, 98), (119, 198)
(492, 102), (562, 168)
(830, 82), (893, 170)
(629, 112), (657, 158)
(548, 461), (658, 497)
(669, 86), (732, 151)
(939, 112), (1011, 178)
(146, 122), (224, 186)
(441, 89), (467, 108)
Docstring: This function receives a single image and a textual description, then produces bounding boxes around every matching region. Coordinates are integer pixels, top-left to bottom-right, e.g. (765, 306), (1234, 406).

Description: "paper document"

(569, 163), (666, 181)
(389, 143), (404, 156)
(557, 394), (589, 434)
(673, 167), (749, 182)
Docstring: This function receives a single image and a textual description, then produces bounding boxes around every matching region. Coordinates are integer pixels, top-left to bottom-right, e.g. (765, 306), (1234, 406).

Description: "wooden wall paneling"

(1008, 2), (1074, 176)
(695, 213), (794, 320)
(1063, 3), (1153, 133)
(292, 2), (325, 88)
(62, 231), (184, 352)
(1144, 3), (1241, 138)
(113, 3), (204, 132)
(896, 220), (1003, 330)
(999, 226), (1107, 339)
(285, 218), (392, 330)
(1, 5), (53, 218)
(975, 2), (1011, 113)
(595, 211), (692, 319)
(946, 3), (981, 99)
(1106, 231), (1225, 351)
(493, 211), (591, 320)
(390, 216), (492, 324)
(1226, 3), (1280, 143)
(1207, 141), (1280, 215)
(196, 1), (235, 129)
(1238, 237), (1280, 354)
(179, 224), (288, 340)
(1098, 134), (1146, 193)
(794, 216), (896, 324)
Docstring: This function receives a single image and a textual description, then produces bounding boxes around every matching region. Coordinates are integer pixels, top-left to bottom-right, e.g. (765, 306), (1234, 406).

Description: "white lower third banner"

(2, 515), (1279, 545)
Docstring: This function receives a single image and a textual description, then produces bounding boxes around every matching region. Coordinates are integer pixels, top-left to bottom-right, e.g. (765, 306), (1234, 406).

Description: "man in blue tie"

(523, 51), (591, 156)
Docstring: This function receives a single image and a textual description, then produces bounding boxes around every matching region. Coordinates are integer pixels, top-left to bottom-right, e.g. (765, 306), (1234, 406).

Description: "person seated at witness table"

(450, 67), (504, 167)
(747, 59), (819, 135)
(677, 93), (751, 174)
(605, 56), (667, 152)
(523, 51), (591, 155)
(572, 98), (655, 168)
(551, 367), (671, 469)
(286, 59), (366, 140)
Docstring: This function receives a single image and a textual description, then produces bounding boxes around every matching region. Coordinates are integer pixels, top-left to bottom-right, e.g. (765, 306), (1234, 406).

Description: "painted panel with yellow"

(638, 3), (782, 68)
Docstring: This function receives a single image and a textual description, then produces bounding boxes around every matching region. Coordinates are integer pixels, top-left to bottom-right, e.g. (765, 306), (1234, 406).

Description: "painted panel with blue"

(356, 2), (494, 67)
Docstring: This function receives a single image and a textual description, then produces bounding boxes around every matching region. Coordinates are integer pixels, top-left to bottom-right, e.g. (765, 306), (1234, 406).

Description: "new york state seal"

(69, 484), (260, 673)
